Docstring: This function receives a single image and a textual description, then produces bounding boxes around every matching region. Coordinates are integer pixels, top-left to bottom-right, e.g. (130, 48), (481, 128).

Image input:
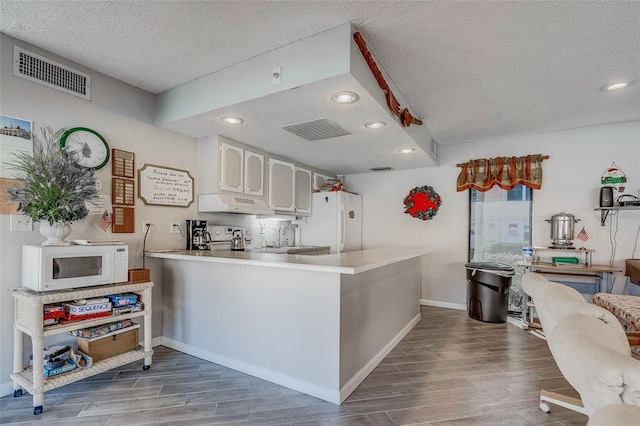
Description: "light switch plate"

(10, 215), (33, 232)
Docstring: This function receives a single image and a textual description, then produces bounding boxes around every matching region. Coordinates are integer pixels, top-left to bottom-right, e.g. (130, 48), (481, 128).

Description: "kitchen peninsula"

(146, 248), (427, 404)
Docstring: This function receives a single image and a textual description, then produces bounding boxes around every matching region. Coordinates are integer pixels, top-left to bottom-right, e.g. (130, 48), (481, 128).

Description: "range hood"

(198, 193), (275, 215)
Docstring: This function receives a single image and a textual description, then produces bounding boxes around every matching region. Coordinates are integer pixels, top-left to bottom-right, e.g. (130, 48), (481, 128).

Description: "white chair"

(587, 403), (640, 426)
(521, 272), (585, 336)
(521, 273), (640, 417)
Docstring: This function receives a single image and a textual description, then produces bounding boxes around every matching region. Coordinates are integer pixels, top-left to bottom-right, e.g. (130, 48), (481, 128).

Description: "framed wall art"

(138, 164), (194, 207)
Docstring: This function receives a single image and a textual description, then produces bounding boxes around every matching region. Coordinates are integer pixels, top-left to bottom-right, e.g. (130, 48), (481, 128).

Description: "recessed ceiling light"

(600, 81), (635, 92)
(399, 148), (415, 154)
(331, 91), (359, 104)
(221, 116), (244, 124)
(365, 121), (387, 129)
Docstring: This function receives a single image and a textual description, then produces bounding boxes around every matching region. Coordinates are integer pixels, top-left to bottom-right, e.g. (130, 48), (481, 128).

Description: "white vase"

(39, 221), (72, 245)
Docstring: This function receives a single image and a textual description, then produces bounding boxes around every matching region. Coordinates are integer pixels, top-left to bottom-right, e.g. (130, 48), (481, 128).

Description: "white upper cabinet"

(220, 143), (244, 193)
(244, 151), (264, 196)
(220, 142), (265, 197)
(313, 172), (333, 191)
(295, 167), (312, 214)
(268, 159), (295, 211)
(207, 137), (321, 215)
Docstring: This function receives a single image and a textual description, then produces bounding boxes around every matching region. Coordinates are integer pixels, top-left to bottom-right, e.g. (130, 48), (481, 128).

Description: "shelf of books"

(11, 281), (154, 415)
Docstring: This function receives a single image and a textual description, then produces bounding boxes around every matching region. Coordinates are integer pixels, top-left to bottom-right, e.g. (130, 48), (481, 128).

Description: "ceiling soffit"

(156, 23), (437, 174)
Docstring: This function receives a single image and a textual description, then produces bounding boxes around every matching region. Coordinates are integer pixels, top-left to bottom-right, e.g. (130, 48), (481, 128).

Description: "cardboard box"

(128, 268), (150, 284)
(63, 298), (112, 315)
(77, 325), (139, 362)
(107, 293), (138, 307)
(69, 318), (133, 339)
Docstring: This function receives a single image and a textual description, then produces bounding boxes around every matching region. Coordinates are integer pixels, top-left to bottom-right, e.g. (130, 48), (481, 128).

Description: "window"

(469, 185), (533, 312)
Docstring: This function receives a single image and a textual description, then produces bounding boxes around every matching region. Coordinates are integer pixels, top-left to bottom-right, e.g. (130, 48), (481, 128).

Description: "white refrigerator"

(300, 191), (362, 253)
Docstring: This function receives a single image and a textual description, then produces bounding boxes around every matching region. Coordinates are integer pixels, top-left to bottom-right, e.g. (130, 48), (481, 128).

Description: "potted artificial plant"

(7, 126), (98, 245)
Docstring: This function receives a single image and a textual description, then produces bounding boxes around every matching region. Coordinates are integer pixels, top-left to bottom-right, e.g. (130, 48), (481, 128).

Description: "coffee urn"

(545, 213), (580, 248)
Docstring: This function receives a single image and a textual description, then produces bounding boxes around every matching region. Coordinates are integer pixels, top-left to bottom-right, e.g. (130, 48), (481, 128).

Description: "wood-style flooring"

(0, 306), (588, 425)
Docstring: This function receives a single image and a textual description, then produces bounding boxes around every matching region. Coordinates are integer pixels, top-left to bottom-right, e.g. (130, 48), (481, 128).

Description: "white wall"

(347, 121), (640, 306)
(0, 34), (199, 395)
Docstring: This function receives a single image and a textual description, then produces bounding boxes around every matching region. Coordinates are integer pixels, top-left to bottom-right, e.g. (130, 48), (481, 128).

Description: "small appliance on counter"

(186, 220), (212, 250)
(230, 230), (245, 251)
(208, 225), (252, 250)
(545, 212), (580, 248)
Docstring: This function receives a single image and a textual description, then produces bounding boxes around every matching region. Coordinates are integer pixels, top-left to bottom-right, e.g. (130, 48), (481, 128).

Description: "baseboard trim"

(339, 312), (421, 403)
(420, 299), (466, 311)
(160, 336), (341, 404)
(507, 316), (528, 329)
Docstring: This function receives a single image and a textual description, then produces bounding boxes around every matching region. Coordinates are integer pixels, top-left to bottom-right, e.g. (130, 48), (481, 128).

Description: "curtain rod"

(456, 154), (549, 168)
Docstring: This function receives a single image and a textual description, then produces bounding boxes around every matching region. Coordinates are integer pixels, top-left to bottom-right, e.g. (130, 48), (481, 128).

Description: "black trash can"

(465, 262), (515, 323)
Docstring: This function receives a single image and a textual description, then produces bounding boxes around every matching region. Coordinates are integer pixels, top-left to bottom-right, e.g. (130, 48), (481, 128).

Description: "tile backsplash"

(250, 221), (295, 248)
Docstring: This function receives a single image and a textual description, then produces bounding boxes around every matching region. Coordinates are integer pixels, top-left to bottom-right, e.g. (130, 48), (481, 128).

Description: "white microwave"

(22, 244), (129, 292)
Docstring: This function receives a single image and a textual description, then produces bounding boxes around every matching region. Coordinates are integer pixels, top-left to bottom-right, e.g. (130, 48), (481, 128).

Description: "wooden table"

(518, 262), (622, 293)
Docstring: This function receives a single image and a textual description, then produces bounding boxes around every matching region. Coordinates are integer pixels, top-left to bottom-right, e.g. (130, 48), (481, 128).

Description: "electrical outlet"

(170, 221), (181, 234)
(142, 221), (151, 234)
(10, 215), (33, 232)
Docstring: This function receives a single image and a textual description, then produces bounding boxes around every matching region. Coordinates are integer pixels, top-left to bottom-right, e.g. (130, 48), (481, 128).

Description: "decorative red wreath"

(404, 185), (441, 220)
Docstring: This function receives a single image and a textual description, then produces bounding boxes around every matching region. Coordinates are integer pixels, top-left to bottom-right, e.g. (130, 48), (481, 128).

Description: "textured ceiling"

(163, 74), (435, 174)
(1, 1), (639, 167)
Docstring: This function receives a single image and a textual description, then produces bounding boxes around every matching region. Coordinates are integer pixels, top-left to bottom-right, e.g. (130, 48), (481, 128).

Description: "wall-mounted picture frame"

(112, 148), (135, 178)
(0, 114), (33, 179)
(138, 164), (194, 207)
(0, 114), (32, 214)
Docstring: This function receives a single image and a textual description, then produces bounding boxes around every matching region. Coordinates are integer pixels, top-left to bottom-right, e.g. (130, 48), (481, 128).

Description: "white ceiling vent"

(282, 118), (350, 141)
(429, 137), (440, 160)
(13, 46), (91, 100)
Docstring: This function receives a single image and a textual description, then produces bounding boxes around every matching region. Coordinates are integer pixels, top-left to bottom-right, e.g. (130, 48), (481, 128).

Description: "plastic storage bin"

(465, 262), (515, 323)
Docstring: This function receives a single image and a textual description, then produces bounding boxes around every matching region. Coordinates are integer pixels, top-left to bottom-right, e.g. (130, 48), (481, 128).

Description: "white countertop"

(145, 247), (429, 274)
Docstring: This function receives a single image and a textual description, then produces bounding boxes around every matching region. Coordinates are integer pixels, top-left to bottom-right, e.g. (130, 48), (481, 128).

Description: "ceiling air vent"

(429, 137), (440, 160)
(370, 166), (393, 171)
(282, 118), (350, 141)
(13, 46), (91, 100)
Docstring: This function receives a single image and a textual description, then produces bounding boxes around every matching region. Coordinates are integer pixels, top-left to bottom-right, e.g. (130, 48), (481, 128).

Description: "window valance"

(456, 154), (548, 192)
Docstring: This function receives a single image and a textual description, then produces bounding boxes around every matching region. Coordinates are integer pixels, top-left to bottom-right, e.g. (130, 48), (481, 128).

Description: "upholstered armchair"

(587, 402), (640, 426)
(521, 272), (585, 336)
(521, 272), (640, 417)
(550, 313), (640, 413)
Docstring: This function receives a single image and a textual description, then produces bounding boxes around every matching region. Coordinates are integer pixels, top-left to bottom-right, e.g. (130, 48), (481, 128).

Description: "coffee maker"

(186, 220), (211, 250)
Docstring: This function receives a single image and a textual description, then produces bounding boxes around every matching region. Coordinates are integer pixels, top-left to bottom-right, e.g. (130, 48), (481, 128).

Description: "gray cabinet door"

(268, 159), (295, 211)
(244, 150), (264, 196)
(220, 143), (244, 193)
(295, 167), (312, 214)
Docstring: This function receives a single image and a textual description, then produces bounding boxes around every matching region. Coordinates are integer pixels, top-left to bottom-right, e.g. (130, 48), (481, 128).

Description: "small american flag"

(99, 210), (112, 232)
(576, 226), (589, 241)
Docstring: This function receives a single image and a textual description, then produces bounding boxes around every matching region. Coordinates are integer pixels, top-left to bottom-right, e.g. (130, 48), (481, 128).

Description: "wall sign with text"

(138, 164), (194, 207)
